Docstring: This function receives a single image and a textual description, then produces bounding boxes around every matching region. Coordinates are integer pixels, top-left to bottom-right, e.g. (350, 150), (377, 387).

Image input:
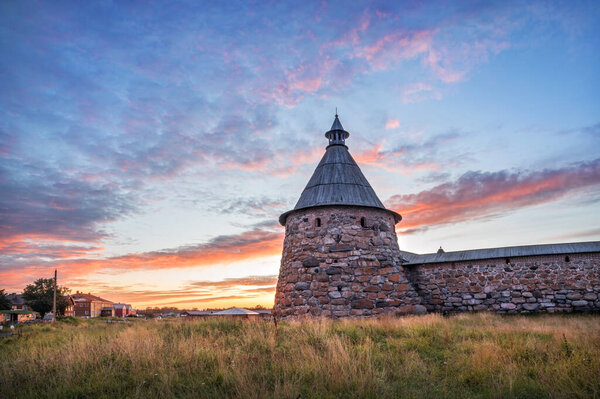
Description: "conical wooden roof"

(279, 115), (401, 225)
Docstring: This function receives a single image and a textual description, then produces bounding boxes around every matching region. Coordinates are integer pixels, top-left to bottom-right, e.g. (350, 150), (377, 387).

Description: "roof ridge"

(402, 241), (600, 265)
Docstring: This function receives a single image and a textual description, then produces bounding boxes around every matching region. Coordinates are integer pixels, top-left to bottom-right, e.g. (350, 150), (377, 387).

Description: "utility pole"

(53, 269), (57, 323)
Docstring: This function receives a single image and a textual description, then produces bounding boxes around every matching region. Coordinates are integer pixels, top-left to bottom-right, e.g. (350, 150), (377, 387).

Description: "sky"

(1, 0), (599, 309)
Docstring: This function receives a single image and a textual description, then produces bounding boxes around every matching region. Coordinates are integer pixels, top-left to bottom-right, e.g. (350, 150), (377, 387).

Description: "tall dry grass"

(1, 313), (599, 398)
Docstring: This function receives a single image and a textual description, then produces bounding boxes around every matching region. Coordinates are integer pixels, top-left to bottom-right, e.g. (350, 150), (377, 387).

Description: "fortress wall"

(405, 252), (600, 313)
(273, 206), (423, 319)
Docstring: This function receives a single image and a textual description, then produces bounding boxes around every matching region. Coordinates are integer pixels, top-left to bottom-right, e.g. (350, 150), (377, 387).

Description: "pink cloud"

(265, 57), (342, 106)
(385, 119), (400, 129)
(353, 142), (440, 174)
(423, 49), (465, 83)
(263, 8), (515, 105)
(402, 82), (442, 103)
(387, 159), (600, 233)
(353, 29), (437, 71)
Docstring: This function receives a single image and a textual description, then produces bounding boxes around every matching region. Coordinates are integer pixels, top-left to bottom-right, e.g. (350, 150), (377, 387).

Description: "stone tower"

(273, 115), (424, 319)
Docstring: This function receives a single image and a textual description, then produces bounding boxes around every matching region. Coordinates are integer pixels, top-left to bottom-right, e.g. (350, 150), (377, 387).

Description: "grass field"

(1, 313), (599, 398)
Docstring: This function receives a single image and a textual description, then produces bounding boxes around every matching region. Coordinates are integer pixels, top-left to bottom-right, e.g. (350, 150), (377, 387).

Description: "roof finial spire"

(335, 107), (338, 117)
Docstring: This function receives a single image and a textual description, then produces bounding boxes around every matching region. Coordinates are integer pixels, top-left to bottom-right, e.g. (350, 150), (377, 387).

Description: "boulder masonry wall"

(273, 206), (424, 319)
(405, 252), (600, 313)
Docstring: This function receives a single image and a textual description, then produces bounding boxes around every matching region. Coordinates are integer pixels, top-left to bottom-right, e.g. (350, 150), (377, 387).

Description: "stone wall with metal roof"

(401, 241), (600, 265)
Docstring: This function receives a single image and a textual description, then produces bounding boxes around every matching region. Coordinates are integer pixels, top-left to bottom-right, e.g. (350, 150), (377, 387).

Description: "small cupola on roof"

(325, 113), (350, 147)
(279, 114), (401, 225)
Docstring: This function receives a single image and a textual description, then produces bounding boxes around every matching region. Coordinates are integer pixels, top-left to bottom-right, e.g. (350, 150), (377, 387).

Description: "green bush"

(57, 315), (80, 325)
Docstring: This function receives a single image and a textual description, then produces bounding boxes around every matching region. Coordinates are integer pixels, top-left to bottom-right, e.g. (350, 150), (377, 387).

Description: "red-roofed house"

(69, 292), (114, 318)
(113, 303), (134, 317)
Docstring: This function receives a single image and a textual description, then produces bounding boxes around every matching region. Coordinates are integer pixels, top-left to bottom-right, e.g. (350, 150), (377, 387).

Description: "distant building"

(100, 307), (114, 317)
(70, 292), (114, 318)
(0, 310), (38, 323)
(212, 308), (260, 319)
(6, 293), (30, 311)
(42, 313), (55, 322)
(254, 309), (273, 320)
(63, 296), (76, 316)
(181, 310), (213, 319)
(113, 303), (134, 317)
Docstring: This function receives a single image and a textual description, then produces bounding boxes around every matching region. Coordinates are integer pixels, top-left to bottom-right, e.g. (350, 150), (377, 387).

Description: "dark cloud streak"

(0, 162), (135, 246)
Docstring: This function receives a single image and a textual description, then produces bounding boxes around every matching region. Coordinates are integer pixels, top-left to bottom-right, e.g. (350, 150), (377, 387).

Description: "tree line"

(1, 278), (71, 316)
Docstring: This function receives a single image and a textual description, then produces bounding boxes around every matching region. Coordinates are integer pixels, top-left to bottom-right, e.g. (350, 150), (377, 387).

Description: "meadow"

(0, 313), (599, 398)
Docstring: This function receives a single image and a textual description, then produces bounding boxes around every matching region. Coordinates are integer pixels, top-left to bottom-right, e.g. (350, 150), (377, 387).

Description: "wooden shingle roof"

(279, 115), (401, 225)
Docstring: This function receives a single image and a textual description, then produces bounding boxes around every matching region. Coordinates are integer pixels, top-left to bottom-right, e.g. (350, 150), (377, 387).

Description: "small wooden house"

(181, 310), (213, 319)
(6, 293), (30, 311)
(0, 310), (38, 323)
(100, 307), (114, 317)
(113, 303), (134, 317)
(212, 308), (260, 319)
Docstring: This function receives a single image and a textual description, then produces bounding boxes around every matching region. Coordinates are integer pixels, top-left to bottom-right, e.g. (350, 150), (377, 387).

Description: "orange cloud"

(106, 229), (282, 269)
(387, 159), (600, 233)
(66, 275), (278, 308)
(213, 145), (321, 177)
(0, 228), (284, 291)
(71, 275), (277, 307)
(353, 143), (386, 165)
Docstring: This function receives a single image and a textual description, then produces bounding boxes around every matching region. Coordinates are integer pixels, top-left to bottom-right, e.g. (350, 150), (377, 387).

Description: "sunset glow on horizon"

(1, 1), (599, 309)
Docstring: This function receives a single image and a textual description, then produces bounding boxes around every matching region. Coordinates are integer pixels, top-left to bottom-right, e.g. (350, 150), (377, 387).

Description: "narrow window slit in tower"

(360, 217), (366, 228)
(505, 258), (510, 264)
(316, 218), (321, 227)
(565, 256), (570, 262)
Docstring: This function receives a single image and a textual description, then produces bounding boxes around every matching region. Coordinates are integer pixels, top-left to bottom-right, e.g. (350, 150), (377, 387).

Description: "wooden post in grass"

(52, 269), (57, 323)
